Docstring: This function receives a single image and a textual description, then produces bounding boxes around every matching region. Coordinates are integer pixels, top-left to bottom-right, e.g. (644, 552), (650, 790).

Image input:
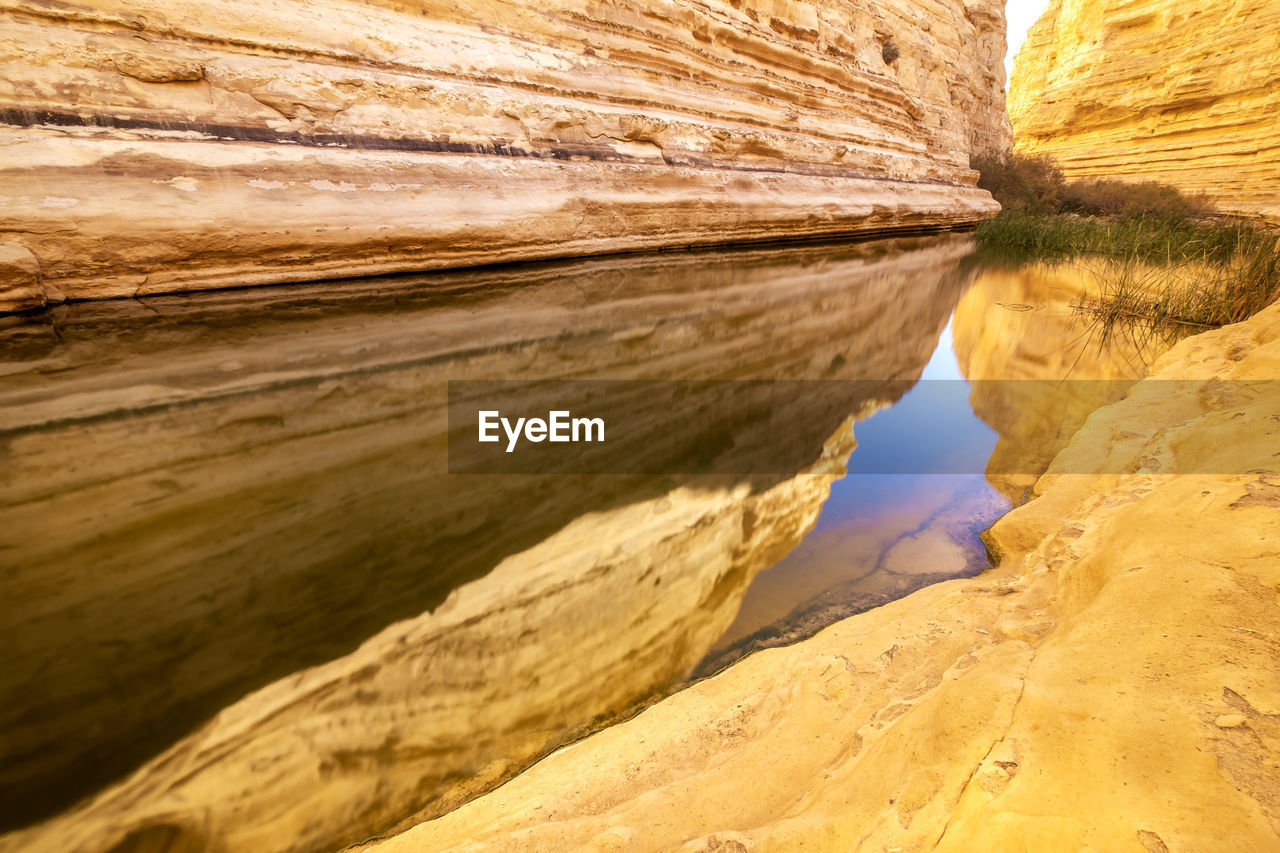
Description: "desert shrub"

(1061, 178), (1216, 221)
(972, 152), (1218, 222)
(881, 40), (900, 64)
(971, 152), (1065, 215)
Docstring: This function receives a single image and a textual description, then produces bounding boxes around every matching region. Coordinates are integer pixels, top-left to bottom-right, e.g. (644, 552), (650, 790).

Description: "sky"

(1004, 0), (1053, 80)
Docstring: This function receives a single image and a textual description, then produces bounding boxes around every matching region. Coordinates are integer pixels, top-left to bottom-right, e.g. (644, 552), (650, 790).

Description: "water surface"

(0, 236), (1161, 853)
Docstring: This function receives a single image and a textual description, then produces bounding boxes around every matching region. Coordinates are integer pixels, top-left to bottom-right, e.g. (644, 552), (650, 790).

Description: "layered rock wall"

(1009, 0), (1280, 224)
(0, 0), (1011, 310)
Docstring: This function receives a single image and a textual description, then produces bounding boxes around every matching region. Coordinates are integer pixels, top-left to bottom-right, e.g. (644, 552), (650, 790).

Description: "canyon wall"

(1009, 0), (1280, 224)
(0, 0), (1011, 311)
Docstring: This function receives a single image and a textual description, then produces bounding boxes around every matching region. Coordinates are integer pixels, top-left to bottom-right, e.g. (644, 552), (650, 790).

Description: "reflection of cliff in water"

(691, 259), (1178, 681)
(0, 235), (977, 853)
(951, 261), (1170, 503)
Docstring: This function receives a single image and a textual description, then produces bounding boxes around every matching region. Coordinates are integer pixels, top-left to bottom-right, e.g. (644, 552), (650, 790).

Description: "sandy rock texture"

(0, 243), (43, 312)
(1009, 0), (1280, 224)
(0, 0), (1011, 309)
(0, 236), (977, 853)
(360, 308), (1280, 849)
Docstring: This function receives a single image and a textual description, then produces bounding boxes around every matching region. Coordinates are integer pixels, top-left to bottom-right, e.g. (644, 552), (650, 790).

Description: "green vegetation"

(971, 152), (1280, 334)
(974, 212), (1248, 266)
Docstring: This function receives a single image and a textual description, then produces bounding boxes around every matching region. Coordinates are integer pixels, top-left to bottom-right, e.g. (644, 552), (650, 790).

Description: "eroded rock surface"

(0, 243), (44, 312)
(358, 301), (1280, 850)
(1009, 0), (1280, 224)
(0, 0), (1010, 306)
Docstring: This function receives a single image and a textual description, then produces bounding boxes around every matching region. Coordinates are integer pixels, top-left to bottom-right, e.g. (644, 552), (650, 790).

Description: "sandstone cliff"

(0, 0), (1011, 312)
(1009, 0), (1280, 224)
(354, 301), (1280, 851)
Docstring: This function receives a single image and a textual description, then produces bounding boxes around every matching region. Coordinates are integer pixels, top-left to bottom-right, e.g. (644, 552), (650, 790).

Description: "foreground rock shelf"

(361, 305), (1280, 850)
(0, 0), (1011, 311)
(1009, 0), (1280, 224)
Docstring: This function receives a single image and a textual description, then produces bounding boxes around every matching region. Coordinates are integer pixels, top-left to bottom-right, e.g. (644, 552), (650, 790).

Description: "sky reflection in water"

(699, 318), (1011, 671)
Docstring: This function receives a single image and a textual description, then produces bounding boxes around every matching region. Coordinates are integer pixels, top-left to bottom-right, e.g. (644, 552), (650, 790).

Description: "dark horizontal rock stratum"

(0, 0), (1011, 310)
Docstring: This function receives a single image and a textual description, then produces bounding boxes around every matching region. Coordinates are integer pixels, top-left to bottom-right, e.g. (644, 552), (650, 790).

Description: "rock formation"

(0, 235), (977, 853)
(1009, 0), (1280, 224)
(354, 301), (1280, 851)
(0, 0), (1011, 311)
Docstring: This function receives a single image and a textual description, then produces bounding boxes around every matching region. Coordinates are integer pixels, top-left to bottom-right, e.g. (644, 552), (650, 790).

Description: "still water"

(0, 234), (1160, 853)
(693, 331), (1009, 677)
